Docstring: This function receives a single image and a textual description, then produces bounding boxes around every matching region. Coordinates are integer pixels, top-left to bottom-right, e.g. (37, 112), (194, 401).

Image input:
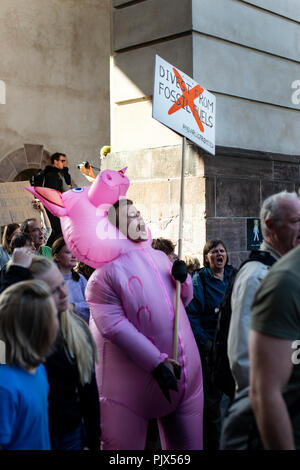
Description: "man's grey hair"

(260, 191), (300, 238)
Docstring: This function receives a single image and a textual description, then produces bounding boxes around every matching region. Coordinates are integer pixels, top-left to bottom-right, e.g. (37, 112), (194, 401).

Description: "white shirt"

(228, 241), (281, 393)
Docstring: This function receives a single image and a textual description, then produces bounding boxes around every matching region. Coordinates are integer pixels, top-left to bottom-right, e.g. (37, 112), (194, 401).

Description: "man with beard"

(85, 198), (204, 450)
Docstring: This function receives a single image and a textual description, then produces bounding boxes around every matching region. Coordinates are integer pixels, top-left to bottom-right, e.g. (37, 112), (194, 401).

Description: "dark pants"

(50, 425), (84, 450)
(199, 344), (222, 450)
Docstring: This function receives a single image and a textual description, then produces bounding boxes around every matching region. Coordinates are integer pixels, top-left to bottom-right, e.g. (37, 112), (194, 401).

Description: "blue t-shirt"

(0, 364), (51, 450)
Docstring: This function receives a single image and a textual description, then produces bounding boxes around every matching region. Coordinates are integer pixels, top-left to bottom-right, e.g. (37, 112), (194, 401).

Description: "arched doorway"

(0, 144), (51, 183)
(13, 168), (39, 183)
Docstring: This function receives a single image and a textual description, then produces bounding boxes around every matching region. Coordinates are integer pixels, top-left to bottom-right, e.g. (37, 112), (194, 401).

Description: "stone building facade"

(106, 0), (300, 264)
(0, 0), (299, 265)
(0, 0), (111, 188)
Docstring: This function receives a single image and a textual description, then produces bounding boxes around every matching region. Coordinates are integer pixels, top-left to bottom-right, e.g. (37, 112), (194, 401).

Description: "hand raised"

(32, 199), (44, 211)
(11, 247), (33, 268)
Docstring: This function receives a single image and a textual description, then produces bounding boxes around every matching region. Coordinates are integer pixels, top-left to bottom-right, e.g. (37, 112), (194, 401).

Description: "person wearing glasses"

(20, 218), (52, 259)
(42, 153), (71, 245)
(186, 239), (236, 450)
(43, 153), (70, 193)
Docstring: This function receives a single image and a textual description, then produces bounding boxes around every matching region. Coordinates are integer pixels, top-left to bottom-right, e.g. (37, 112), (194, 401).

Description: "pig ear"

(119, 167), (128, 175)
(26, 186), (68, 217)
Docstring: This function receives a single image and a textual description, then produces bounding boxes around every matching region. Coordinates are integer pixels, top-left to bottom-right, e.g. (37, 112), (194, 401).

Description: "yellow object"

(100, 145), (111, 158)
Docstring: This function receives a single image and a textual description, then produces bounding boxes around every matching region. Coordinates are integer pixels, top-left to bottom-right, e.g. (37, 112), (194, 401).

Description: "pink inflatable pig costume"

(26, 168), (203, 450)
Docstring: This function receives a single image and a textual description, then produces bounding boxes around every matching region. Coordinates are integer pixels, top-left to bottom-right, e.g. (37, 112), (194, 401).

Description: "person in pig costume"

(26, 168), (203, 450)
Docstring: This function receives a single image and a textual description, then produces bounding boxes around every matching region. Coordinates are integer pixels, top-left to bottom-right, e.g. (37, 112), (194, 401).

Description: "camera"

(77, 161), (91, 169)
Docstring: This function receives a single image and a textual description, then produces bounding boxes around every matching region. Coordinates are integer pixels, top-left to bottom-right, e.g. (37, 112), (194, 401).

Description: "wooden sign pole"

(173, 136), (186, 361)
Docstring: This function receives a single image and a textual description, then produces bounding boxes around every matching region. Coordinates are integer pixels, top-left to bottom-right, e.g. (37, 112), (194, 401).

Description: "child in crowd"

(52, 237), (90, 323)
(0, 233), (36, 287)
(0, 250), (101, 450)
(152, 237), (178, 262)
(75, 261), (95, 280)
(0, 280), (58, 450)
(0, 223), (20, 269)
(9, 232), (36, 254)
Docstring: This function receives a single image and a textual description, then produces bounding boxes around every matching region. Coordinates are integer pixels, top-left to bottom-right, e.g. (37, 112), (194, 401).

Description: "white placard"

(152, 55), (216, 155)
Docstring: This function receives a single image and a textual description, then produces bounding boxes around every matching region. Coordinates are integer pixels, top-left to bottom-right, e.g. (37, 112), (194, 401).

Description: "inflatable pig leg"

(100, 399), (149, 450)
(100, 381), (203, 450)
(25, 169), (204, 451)
(100, 383), (203, 450)
(157, 382), (203, 450)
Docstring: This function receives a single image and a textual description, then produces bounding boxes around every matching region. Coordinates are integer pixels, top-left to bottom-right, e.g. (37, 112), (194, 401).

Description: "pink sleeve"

(180, 273), (193, 306)
(86, 275), (168, 373)
(170, 270), (193, 307)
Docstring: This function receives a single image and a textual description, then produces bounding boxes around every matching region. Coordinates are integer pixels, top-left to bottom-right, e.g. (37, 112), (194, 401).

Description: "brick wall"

(103, 143), (300, 268)
(204, 146), (300, 267)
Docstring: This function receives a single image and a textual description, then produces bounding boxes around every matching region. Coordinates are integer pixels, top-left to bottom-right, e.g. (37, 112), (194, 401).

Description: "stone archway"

(13, 168), (38, 183)
(0, 144), (51, 183)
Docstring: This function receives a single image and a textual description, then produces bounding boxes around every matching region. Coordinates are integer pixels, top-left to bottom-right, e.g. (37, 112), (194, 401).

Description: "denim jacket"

(186, 265), (235, 346)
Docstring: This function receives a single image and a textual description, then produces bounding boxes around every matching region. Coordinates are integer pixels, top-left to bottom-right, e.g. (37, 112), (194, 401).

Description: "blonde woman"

(0, 280), (58, 450)
(1, 249), (101, 450)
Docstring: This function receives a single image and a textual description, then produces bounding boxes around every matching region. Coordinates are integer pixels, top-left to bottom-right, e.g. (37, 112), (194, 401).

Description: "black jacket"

(42, 165), (67, 244)
(43, 165), (64, 192)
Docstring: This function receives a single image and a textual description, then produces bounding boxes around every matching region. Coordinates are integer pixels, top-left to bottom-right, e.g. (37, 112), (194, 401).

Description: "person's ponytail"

(60, 308), (97, 385)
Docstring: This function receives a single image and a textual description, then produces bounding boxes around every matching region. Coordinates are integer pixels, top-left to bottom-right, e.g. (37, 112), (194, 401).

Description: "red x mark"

(168, 67), (204, 133)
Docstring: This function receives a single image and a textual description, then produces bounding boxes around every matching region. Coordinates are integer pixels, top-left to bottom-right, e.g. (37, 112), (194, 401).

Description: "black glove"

(172, 259), (188, 283)
(172, 362), (182, 380)
(152, 362), (178, 403)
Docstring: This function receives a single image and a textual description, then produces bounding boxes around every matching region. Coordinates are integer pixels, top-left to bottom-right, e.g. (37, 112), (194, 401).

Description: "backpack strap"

(210, 251), (276, 398)
(239, 250), (277, 270)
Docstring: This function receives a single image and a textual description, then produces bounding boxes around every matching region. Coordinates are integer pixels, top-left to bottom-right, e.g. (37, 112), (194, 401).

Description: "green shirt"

(251, 245), (300, 339)
(39, 245), (52, 259)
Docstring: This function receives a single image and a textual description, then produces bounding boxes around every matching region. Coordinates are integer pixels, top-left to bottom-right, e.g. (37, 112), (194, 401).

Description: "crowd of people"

(0, 155), (300, 451)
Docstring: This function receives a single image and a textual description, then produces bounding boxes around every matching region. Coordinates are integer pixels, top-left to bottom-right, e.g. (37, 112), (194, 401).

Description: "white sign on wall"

(152, 55), (216, 155)
(0, 80), (6, 104)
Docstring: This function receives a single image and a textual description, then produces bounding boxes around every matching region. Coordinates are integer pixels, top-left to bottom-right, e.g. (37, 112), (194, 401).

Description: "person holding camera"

(42, 153), (72, 245)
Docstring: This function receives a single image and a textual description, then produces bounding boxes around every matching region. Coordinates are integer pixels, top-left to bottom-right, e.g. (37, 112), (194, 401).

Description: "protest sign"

(153, 55), (216, 155)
